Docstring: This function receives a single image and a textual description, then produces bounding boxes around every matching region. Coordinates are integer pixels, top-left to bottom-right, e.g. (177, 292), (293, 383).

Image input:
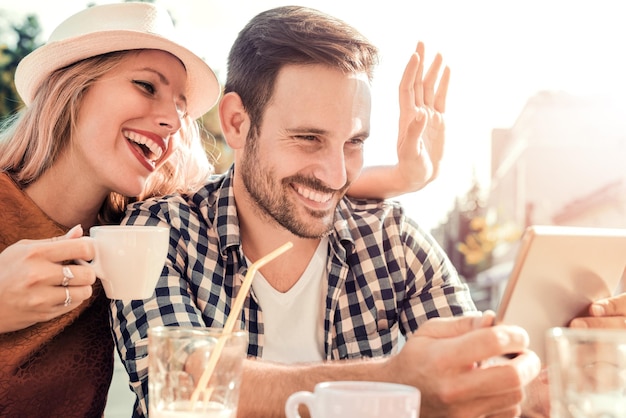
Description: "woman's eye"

(133, 80), (155, 94)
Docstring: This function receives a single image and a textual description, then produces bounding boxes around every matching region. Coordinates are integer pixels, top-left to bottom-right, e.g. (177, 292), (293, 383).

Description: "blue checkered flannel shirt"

(110, 167), (477, 417)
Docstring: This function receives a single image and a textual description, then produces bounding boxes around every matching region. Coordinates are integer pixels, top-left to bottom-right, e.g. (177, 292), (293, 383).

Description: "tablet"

(495, 225), (626, 362)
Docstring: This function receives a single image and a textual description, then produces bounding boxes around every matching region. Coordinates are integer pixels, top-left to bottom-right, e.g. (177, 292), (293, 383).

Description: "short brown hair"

(224, 6), (379, 136)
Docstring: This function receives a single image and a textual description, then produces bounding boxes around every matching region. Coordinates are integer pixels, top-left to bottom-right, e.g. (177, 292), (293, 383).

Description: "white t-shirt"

(250, 237), (328, 363)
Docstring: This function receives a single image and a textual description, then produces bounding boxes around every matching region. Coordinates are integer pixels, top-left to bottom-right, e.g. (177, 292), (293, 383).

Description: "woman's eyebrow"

(140, 67), (170, 85)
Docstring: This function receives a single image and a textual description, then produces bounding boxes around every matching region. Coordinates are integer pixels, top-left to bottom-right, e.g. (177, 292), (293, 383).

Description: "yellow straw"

(190, 241), (293, 404)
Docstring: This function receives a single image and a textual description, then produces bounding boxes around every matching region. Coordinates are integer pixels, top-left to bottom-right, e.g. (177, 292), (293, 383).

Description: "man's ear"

(219, 92), (250, 150)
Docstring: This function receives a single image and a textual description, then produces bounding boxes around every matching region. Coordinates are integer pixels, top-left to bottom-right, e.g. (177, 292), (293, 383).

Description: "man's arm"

(235, 314), (541, 418)
(347, 42), (449, 200)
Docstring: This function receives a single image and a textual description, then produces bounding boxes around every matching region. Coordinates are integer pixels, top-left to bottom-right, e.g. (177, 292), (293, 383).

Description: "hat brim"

(15, 30), (220, 119)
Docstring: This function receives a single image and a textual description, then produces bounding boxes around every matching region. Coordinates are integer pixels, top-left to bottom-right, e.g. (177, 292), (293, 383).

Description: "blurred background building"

(434, 91), (626, 310)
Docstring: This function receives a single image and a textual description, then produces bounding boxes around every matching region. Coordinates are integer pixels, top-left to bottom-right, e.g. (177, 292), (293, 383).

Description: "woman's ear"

(219, 92), (249, 150)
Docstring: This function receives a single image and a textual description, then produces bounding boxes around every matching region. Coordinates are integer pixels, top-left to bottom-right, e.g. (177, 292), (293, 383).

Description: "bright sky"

(2, 0), (626, 230)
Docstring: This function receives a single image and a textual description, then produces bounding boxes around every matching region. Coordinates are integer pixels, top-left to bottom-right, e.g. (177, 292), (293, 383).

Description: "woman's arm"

(347, 42), (449, 199)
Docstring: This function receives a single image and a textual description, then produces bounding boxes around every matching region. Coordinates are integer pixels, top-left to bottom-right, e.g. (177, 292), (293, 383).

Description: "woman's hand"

(0, 225), (97, 333)
(395, 41), (450, 192)
(345, 42), (451, 200)
(570, 292), (626, 329)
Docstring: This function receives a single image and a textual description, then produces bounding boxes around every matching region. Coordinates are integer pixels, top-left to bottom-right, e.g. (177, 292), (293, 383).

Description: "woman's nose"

(156, 100), (183, 133)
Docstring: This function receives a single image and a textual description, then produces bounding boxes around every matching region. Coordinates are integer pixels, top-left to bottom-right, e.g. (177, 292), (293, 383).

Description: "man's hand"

(386, 313), (541, 418)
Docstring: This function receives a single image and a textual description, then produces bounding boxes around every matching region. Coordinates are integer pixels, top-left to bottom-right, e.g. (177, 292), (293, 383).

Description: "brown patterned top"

(0, 173), (114, 417)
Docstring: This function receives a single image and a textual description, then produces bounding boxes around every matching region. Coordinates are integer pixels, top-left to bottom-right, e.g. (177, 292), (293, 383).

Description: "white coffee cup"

(285, 381), (420, 418)
(77, 225), (169, 300)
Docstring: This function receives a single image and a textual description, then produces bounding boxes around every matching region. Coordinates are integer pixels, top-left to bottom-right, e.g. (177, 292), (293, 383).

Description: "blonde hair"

(0, 50), (213, 224)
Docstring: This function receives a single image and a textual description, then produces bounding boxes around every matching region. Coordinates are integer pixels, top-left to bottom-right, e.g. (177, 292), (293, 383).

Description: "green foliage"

(0, 14), (42, 118)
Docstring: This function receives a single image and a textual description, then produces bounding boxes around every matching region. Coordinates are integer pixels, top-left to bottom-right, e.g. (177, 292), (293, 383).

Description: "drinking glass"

(148, 326), (247, 418)
(546, 327), (626, 418)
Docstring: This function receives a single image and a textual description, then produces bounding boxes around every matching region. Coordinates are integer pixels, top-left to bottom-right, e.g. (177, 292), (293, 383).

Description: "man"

(112, 6), (540, 418)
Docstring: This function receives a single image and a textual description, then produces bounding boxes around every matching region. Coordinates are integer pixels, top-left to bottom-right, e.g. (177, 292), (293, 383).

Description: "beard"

(239, 134), (349, 239)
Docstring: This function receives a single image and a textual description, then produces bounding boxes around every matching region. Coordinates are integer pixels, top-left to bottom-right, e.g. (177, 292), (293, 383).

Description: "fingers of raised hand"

(422, 52), (442, 106)
(398, 52), (421, 115)
(414, 42), (425, 106)
(399, 42), (426, 111)
(434, 66), (450, 112)
(404, 42), (449, 118)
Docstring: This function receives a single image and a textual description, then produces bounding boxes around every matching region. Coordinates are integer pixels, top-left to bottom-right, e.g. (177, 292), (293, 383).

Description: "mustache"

(281, 174), (349, 194)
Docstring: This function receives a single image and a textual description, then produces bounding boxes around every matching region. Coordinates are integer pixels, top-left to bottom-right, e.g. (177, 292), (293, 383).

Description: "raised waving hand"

(347, 42), (450, 199)
(396, 41), (450, 192)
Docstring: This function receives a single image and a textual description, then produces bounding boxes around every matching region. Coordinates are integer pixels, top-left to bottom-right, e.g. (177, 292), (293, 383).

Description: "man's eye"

(133, 80), (155, 94)
(296, 135), (317, 141)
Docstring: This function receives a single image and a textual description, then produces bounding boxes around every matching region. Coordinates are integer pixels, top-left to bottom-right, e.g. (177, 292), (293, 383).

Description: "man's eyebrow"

(285, 127), (370, 138)
(285, 127), (328, 135)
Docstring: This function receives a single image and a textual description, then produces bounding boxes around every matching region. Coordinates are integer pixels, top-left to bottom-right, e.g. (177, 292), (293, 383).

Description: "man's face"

(240, 64), (371, 238)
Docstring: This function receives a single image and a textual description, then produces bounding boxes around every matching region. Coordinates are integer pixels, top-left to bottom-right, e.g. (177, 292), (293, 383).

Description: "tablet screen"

(495, 225), (626, 362)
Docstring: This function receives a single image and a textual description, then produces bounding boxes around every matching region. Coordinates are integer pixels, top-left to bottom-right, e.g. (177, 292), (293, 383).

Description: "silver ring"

(61, 266), (74, 287)
(63, 287), (72, 307)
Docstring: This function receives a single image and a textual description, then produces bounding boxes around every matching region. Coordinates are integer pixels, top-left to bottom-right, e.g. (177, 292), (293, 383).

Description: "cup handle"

(285, 391), (315, 418)
(74, 237), (104, 279)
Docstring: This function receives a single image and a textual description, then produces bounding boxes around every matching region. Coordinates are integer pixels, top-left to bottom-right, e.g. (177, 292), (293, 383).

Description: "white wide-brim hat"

(15, 2), (220, 119)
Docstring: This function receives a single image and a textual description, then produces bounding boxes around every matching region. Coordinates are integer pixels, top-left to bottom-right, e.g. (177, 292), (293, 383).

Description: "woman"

(0, 3), (221, 416)
(0, 3), (446, 417)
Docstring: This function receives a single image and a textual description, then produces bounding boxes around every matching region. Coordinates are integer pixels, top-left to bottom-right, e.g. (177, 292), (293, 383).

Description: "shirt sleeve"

(396, 209), (478, 333)
(110, 197), (206, 418)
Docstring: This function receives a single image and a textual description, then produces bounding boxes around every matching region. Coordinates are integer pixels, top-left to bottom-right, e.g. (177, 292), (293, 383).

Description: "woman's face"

(72, 49), (188, 197)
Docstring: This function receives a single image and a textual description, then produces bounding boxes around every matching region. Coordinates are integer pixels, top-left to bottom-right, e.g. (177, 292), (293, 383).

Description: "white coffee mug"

(285, 381), (420, 418)
(77, 225), (169, 300)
